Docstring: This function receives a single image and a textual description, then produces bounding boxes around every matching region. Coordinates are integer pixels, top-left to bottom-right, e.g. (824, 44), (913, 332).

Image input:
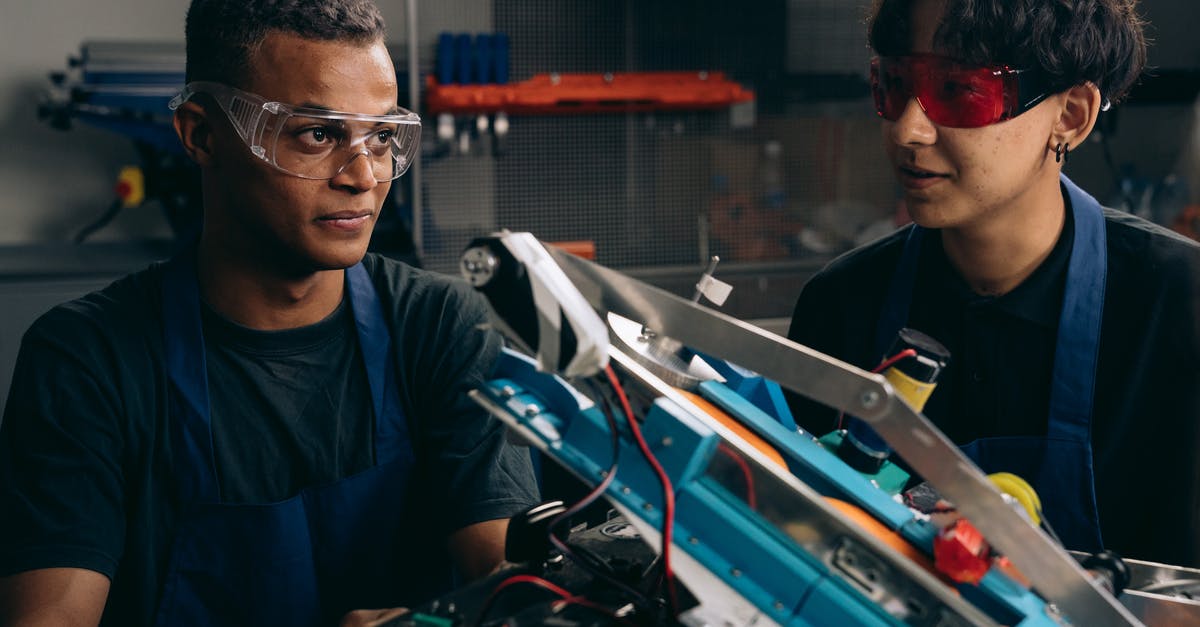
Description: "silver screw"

(860, 390), (881, 409)
(524, 404), (540, 417)
(500, 385), (516, 399)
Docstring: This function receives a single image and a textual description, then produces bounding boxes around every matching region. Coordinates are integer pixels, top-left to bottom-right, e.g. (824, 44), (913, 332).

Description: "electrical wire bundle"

(471, 364), (681, 626)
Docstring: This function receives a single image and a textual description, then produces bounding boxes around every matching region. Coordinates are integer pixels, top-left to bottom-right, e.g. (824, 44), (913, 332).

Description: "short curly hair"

(868, 0), (1148, 104)
(185, 0), (387, 87)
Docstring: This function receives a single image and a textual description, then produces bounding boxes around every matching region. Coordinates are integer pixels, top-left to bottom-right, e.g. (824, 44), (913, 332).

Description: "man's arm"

(338, 520), (511, 627)
(0, 304), (132, 626)
(447, 518), (510, 581)
(0, 568), (110, 627)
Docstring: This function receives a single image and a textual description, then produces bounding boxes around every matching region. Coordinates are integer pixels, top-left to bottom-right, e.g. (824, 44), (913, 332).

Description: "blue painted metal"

(482, 349), (1061, 626)
(698, 381), (914, 530)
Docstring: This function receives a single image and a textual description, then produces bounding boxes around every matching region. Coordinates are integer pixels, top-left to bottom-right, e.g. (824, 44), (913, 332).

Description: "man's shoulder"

(811, 224), (912, 286)
(26, 263), (164, 347)
(1103, 208), (1200, 283)
(359, 253), (488, 324)
(361, 252), (480, 299)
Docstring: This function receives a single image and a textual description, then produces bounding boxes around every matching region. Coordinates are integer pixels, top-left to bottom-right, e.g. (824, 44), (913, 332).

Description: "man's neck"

(196, 242), (345, 331)
(940, 174), (1066, 297)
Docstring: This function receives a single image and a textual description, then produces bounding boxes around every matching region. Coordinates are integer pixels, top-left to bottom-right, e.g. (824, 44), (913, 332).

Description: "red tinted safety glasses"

(870, 53), (1053, 128)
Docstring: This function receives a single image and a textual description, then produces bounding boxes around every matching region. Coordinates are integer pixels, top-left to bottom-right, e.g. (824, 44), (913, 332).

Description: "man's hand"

(338, 518), (512, 627)
(339, 607), (408, 627)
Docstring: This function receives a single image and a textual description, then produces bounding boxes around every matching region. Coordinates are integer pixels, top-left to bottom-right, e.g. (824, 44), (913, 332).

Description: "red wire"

(836, 348), (919, 430)
(604, 364), (680, 616)
(473, 574), (629, 626)
(717, 443), (757, 510)
(546, 417), (651, 605)
(872, 348), (918, 375)
(473, 574), (572, 626)
(559, 595), (635, 625)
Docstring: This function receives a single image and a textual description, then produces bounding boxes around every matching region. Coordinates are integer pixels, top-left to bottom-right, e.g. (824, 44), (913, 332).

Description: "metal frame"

(537, 243), (1142, 626)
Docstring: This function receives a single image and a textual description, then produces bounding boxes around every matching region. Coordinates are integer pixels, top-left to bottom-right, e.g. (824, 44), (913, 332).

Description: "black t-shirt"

(202, 297), (375, 503)
(788, 199), (1200, 567)
(0, 253), (540, 626)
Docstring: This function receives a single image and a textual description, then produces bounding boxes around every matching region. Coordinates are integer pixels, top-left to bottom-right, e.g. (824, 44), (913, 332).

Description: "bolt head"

(860, 390), (881, 409)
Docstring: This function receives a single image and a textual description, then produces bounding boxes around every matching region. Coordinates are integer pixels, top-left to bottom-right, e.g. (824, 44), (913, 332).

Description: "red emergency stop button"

(933, 518), (992, 584)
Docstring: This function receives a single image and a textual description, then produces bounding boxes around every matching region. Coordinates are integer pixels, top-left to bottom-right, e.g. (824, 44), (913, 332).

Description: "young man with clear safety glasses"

(0, 1), (539, 625)
(788, 0), (1200, 569)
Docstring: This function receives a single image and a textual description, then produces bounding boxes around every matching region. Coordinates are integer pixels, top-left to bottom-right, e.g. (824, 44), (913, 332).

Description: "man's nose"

(888, 97), (938, 147)
(329, 150), (379, 193)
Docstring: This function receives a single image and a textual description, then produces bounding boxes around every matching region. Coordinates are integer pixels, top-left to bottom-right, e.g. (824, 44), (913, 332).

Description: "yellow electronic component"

(882, 366), (937, 412)
(988, 472), (1043, 527)
(115, 165), (145, 208)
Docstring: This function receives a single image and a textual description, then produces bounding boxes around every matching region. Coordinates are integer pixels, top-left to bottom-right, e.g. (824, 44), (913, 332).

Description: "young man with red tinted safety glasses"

(788, 0), (1200, 568)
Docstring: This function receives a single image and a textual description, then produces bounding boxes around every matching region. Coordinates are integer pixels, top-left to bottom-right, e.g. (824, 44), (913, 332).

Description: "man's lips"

(897, 165), (951, 189)
(316, 211), (373, 231)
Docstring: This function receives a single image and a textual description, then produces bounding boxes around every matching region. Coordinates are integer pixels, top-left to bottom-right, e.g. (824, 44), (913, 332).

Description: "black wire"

(542, 379), (656, 610)
(73, 197), (124, 244)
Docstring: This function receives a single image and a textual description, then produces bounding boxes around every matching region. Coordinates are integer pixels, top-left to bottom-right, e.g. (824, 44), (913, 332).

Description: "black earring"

(1055, 142), (1070, 164)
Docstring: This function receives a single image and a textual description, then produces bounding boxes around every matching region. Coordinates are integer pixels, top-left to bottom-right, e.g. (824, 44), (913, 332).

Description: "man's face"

(881, 0), (1062, 231)
(206, 31), (399, 274)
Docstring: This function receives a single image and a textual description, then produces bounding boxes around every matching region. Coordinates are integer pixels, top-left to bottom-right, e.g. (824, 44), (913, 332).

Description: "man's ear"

(173, 101), (214, 166)
(1050, 83), (1103, 155)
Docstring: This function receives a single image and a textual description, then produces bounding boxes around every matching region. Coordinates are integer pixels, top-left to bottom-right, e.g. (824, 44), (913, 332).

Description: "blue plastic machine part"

(477, 348), (1062, 626)
(695, 351), (796, 430)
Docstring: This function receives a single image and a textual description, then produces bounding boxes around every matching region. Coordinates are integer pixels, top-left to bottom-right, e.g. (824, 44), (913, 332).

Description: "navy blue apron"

(854, 174), (1106, 552)
(153, 255), (445, 626)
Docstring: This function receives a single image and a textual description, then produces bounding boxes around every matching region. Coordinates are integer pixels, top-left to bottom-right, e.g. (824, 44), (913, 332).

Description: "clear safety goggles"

(169, 81), (422, 181)
(870, 53), (1054, 128)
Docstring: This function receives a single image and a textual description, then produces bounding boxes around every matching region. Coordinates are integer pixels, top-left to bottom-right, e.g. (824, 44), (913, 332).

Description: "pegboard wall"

(415, 0), (898, 319)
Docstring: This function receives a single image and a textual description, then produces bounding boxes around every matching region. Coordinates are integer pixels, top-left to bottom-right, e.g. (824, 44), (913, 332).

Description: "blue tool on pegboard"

(435, 31), (510, 85)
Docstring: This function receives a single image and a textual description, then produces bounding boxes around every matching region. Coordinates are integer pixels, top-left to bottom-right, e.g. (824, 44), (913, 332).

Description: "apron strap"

(162, 257), (415, 502)
(345, 263), (413, 464)
(1048, 174), (1107, 440)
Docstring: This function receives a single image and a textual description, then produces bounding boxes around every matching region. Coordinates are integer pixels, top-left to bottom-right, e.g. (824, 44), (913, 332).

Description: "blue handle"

(474, 34), (493, 84)
(455, 33), (474, 84)
(436, 32), (455, 84)
(493, 32), (510, 85)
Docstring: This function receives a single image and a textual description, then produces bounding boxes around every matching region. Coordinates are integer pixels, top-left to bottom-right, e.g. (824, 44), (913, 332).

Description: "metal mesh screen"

(415, 0), (898, 319)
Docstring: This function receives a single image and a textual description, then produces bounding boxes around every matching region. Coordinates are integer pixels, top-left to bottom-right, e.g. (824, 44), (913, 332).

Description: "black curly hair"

(185, 0), (387, 87)
(868, 0), (1148, 104)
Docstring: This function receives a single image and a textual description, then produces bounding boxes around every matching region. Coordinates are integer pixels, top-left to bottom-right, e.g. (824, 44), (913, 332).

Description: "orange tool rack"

(425, 71), (755, 115)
